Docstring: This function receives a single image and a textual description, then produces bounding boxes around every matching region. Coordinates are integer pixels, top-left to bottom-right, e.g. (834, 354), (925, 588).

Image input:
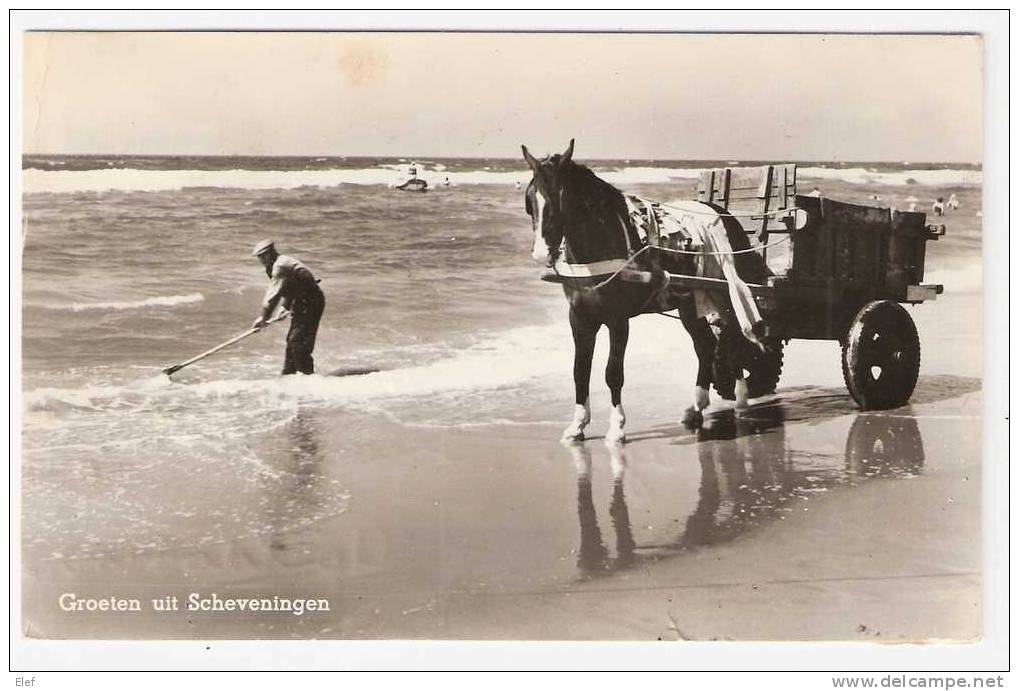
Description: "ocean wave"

(57, 293), (205, 312)
(23, 317), (577, 417)
(21, 164), (982, 194)
(798, 166), (983, 187)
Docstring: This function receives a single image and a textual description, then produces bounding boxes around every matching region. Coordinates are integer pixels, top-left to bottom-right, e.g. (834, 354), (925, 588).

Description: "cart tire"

(841, 301), (920, 410)
(713, 340), (784, 401)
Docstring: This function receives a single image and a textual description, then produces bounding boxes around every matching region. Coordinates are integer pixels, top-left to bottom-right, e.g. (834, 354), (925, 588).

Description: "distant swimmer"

(251, 240), (325, 375)
(932, 197), (945, 216)
(947, 193), (960, 210)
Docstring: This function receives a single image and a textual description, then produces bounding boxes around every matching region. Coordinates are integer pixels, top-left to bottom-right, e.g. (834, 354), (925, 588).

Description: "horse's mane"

(555, 157), (623, 200)
(548, 156), (634, 262)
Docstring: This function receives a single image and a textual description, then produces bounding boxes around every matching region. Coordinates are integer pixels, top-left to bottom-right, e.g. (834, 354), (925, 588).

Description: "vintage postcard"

(11, 18), (1006, 674)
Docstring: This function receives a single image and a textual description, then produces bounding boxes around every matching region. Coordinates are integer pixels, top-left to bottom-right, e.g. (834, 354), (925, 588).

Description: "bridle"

(525, 167), (568, 270)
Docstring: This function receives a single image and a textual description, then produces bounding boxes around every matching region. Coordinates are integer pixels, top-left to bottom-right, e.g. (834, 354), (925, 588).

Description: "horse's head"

(521, 138), (575, 266)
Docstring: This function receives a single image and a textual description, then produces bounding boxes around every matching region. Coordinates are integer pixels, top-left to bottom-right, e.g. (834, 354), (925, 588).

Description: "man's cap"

(252, 239), (275, 257)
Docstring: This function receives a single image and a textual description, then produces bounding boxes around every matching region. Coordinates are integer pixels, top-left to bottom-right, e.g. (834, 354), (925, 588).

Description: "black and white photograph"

(9, 10), (1009, 678)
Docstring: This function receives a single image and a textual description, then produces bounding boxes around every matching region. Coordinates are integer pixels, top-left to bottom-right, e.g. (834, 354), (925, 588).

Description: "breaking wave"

(22, 165), (982, 194)
(23, 318), (578, 417)
(58, 293), (205, 312)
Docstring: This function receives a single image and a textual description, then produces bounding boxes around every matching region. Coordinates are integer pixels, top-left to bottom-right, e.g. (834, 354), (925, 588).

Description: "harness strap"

(552, 258), (630, 278)
(553, 198), (793, 278)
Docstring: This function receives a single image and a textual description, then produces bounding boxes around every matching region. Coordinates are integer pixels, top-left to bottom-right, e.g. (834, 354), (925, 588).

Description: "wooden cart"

(626, 164), (945, 410)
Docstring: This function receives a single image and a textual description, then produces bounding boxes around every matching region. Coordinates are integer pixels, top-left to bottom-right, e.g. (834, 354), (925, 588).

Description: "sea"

(19, 154), (982, 571)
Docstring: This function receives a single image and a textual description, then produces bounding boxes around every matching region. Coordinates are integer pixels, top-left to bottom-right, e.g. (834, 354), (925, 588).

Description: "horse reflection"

(564, 441), (636, 575)
(682, 406), (791, 547)
(563, 404), (926, 576)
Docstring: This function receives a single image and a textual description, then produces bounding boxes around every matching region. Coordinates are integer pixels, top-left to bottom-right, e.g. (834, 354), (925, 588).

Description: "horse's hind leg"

(563, 309), (597, 441)
(717, 317), (751, 413)
(680, 308), (716, 429)
(605, 317), (629, 443)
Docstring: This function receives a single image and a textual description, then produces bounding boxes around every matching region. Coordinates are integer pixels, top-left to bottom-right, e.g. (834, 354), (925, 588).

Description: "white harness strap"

(552, 257), (630, 277)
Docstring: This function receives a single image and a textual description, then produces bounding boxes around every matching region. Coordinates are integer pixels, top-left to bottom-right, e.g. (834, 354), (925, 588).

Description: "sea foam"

(63, 293), (205, 312)
(22, 164), (982, 194)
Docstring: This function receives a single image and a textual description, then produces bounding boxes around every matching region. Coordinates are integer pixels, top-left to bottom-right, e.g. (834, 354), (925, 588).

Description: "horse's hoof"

(562, 430), (586, 442)
(681, 407), (703, 430)
(734, 404), (751, 418)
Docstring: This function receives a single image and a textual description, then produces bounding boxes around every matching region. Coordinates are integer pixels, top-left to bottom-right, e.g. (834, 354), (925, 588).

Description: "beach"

(20, 157), (982, 641)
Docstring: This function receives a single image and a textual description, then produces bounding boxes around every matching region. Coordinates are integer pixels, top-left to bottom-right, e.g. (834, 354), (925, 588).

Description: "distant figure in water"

(947, 193), (960, 210)
(932, 197), (945, 216)
(442, 176), (451, 187)
(808, 186), (823, 198)
(251, 240), (325, 375)
(515, 181), (522, 190)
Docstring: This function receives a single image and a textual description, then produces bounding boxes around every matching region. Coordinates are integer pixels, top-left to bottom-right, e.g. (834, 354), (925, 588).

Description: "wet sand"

(20, 185), (982, 642)
(21, 289), (982, 641)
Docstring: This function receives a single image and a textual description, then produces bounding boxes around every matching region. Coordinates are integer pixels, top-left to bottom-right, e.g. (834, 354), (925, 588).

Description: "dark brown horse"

(522, 140), (771, 442)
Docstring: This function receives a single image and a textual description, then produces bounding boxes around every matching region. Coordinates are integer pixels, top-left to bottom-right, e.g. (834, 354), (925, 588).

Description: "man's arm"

(252, 267), (287, 328)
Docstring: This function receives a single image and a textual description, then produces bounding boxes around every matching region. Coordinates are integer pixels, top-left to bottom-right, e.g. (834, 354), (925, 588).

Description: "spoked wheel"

(713, 338), (785, 401)
(841, 301), (921, 410)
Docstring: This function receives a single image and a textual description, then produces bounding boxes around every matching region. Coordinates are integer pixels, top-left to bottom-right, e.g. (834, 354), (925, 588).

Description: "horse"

(522, 139), (773, 443)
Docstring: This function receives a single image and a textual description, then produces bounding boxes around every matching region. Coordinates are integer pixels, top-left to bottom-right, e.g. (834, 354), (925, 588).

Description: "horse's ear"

(559, 138), (575, 167)
(521, 145), (539, 172)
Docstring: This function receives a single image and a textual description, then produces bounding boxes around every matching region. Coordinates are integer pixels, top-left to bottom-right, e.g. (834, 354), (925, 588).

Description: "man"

(251, 240), (325, 375)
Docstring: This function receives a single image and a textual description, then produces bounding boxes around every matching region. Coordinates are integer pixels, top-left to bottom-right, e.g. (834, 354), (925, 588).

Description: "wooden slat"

(697, 163), (798, 234)
(777, 165), (788, 208)
(758, 165), (774, 237)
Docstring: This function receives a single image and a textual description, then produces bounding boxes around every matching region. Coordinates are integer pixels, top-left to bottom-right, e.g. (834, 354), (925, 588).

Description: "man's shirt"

(261, 255), (319, 318)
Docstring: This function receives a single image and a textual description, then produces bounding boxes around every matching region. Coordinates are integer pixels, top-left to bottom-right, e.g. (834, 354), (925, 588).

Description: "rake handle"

(161, 311), (289, 376)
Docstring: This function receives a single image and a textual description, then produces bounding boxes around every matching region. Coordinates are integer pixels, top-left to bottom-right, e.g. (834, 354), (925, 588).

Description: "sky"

(21, 32), (983, 162)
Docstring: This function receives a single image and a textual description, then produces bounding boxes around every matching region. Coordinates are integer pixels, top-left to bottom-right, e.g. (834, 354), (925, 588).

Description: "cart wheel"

(841, 301), (920, 410)
(713, 340), (784, 401)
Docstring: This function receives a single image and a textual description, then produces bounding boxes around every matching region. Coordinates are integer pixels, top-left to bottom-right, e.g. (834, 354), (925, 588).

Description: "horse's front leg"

(563, 309), (597, 441)
(604, 317), (629, 443)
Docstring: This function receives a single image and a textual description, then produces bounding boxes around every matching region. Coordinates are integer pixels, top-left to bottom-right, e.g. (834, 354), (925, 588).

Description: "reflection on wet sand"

(565, 442), (635, 574)
(844, 414), (926, 478)
(266, 409), (327, 559)
(564, 402), (926, 578)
